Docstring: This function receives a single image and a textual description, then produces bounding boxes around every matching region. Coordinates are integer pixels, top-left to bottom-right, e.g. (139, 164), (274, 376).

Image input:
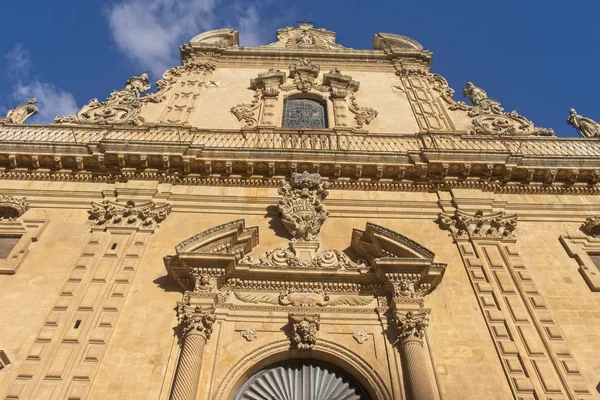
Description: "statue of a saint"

(0, 98), (38, 124)
(462, 82), (488, 107)
(567, 108), (600, 138)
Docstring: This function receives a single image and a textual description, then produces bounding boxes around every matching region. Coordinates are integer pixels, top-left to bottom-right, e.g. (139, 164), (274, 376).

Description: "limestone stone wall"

(0, 181), (599, 399)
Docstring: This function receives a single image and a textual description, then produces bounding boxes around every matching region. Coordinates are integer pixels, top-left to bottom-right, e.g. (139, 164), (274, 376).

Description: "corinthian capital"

(177, 304), (216, 340)
(393, 310), (430, 345)
(438, 209), (517, 240)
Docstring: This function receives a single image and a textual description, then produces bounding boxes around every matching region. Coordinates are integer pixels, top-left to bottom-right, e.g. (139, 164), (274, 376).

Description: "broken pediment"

(351, 222), (435, 261)
(373, 33), (424, 51)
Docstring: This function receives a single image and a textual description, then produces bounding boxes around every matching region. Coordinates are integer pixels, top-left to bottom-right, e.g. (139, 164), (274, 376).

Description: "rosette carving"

(278, 172), (329, 241)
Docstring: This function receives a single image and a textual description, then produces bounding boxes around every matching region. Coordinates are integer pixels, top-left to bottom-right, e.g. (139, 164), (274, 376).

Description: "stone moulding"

(0, 124), (599, 190)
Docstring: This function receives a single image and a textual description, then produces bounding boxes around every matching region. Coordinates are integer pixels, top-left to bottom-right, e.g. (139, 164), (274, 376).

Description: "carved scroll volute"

(251, 69), (286, 126)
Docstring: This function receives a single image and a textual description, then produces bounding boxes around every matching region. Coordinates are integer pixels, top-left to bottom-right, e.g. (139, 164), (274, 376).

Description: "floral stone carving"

(177, 303), (216, 339)
(393, 310), (429, 345)
(289, 314), (320, 350)
(55, 73), (152, 126)
(0, 196), (30, 220)
(461, 82), (554, 136)
(278, 172), (329, 241)
(88, 199), (172, 229)
(0, 98), (38, 124)
(438, 209), (517, 240)
(241, 247), (365, 270)
(234, 290), (373, 307)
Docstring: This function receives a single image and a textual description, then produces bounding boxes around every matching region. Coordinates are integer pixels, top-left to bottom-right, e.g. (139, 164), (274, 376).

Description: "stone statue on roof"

(0, 98), (38, 124)
(567, 108), (600, 138)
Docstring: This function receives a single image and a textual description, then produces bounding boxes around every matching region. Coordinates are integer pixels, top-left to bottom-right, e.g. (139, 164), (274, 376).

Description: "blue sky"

(0, 0), (598, 138)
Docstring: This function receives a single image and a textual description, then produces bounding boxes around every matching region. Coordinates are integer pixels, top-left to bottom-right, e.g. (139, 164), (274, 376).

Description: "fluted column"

(393, 310), (435, 400)
(170, 304), (215, 400)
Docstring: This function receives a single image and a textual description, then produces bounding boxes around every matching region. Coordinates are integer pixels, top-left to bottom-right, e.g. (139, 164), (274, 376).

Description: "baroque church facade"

(0, 23), (599, 400)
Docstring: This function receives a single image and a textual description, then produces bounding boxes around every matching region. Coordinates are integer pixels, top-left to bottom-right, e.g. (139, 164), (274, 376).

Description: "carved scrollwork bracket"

(438, 209), (518, 240)
(289, 313), (320, 350)
(0, 98), (38, 124)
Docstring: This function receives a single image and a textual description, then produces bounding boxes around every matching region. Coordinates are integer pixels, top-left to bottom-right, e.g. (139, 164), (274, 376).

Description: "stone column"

(170, 304), (215, 400)
(393, 310), (435, 400)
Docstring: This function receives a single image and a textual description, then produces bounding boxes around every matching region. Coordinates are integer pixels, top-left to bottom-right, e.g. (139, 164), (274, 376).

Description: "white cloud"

(3, 44), (78, 124)
(106, 0), (283, 76)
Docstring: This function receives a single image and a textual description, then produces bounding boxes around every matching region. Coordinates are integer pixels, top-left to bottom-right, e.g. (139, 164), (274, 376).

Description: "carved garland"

(88, 199), (172, 230)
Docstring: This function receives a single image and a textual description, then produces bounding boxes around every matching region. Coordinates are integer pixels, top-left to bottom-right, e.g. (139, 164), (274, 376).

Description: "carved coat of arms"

(278, 172), (329, 241)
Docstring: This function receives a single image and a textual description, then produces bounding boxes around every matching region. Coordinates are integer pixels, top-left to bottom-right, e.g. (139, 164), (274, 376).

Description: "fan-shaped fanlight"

(234, 361), (369, 400)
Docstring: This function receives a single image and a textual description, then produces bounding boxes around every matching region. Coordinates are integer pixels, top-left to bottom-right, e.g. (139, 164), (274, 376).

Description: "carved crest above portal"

(278, 172), (329, 241)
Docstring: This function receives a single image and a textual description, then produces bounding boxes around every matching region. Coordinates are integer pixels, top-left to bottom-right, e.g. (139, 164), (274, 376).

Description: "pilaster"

(438, 209), (592, 399)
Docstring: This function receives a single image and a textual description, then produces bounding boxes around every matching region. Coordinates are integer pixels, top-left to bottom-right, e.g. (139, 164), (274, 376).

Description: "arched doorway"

(233, 359), (371, 400)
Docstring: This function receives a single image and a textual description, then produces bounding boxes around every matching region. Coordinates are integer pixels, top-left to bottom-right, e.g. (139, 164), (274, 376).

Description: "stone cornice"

(1, 125), (600, 193)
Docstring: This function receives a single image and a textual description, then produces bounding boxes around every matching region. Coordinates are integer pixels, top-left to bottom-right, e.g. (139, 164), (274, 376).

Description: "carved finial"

(567, 108), (600, 138)
(278, 172), (329, 241)
(289, 313), (320, 350)
(0, 98), (38, 124)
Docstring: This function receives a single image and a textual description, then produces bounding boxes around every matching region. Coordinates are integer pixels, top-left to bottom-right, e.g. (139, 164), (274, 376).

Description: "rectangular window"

(0, 236), (21, 259)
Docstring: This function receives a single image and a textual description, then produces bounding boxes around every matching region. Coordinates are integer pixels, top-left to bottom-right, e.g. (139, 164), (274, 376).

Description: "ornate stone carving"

(55, 73), (152, 125)
(438, 210), (518, 239)
(353, 331), (369, 344)
(283, 58), (323, 92)
(154, 61), (217, 100)
(251, 68), (286, 97)
(0, 98), (38, 124)
(278, 172), (329, 241)
(177, 304), (216, 339)
(0, 196), (30, 220)
(241, 328), (258, 341)
(322, 68), (359, 98)
(231, 91), (262, 127)
(392, 310), (429, 345)
(567, 108), (600, 138)
(234, 290), (373, 307)
(241, 246), (365, 269)
(348, 94), (378, 129)
(461, 82), (554, 136)
(88, 199), (172, 229)
(289, 313), (320, 350)
(580, 216), (600, 237)
(263, 23), (348, 50)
